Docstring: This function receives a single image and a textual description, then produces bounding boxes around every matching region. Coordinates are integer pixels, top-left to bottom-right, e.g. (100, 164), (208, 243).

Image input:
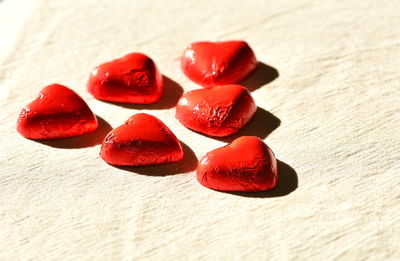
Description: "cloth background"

(1, 0), (399, 260)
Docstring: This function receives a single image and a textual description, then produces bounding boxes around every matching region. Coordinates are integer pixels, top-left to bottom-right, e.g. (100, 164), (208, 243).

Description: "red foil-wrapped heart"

(100, 113), (183, 166)
(17, 84), (98, 140)
(197, 136), (278, 192)
(87, 53), (163, 104)
(175, 84), (256, 137)
(181, 40), (257, 88)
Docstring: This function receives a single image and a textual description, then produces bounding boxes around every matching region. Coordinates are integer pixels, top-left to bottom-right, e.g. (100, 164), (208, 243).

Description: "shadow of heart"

(240, 62), (279, 91)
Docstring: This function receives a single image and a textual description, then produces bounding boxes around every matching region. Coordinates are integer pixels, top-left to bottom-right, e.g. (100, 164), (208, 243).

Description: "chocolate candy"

(176, 84), (256, 137)
(17, 84), (98, 139)
(197, 136), (278, 192)
(87, 53), (163, 104)
(100, 113), (183, 166)
(181, 41), (257, 88)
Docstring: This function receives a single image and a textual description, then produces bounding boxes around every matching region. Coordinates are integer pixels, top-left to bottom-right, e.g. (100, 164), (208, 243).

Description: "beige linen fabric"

(0, 0), (399, 260)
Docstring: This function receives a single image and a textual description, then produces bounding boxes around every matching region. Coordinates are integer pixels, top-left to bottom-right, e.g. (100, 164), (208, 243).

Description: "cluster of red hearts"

(17, 41), (278, 192)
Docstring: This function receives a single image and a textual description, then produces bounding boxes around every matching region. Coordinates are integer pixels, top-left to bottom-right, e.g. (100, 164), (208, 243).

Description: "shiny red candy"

(100, 113), (183, 166)
(175, 84), (256, 137)
(197, 136), (278, 192)
(17, 84), (98, 139)
(181, 40), (257, 88)
(87, 53), (163, 104)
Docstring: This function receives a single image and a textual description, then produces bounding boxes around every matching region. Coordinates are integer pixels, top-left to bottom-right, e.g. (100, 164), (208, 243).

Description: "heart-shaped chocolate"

(100, 113), (183, 166)
(197, 136), (278, 192)
(87, 53), (164, 104)
(175, 84), (256, 137)
(17, 84), (98, 140)
(181, 41), (257, 88)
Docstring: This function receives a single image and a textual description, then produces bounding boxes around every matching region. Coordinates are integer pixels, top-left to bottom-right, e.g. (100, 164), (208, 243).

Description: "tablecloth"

(1, 0), (399, 260)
